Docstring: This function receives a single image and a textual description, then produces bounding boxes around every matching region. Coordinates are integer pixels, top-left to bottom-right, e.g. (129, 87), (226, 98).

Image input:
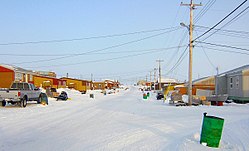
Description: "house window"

(29, 75), (33, 81)
(236, 76), (239, 89)
(230, 77), (233, 89)
(15, 73), (23, 81)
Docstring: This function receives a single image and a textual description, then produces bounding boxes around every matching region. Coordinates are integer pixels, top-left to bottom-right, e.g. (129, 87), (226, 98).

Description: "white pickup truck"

(0, 82), (42, 108)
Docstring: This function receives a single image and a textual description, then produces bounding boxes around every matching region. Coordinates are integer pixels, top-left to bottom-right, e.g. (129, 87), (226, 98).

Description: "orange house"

(104, 80), (120, 89)
(176, 76), (215, 95)
(0, 65), (15, 88)
(0, 64), (34, 88)
(0, 64), (66, 89)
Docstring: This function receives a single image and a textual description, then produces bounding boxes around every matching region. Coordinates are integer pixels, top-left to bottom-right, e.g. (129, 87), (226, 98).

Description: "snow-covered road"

(1, 86), (249, 151)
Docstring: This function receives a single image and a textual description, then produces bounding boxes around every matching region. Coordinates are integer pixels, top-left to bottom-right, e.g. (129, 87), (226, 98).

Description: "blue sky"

(0, 0), (248, 83)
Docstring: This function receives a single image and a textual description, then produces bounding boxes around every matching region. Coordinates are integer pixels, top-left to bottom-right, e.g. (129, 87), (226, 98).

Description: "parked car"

(0, 82), (42, 107)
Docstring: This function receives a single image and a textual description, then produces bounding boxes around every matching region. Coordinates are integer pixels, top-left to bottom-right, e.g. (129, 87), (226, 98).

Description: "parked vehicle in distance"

(156, 92), (164, 100)
(0, 82), (42, 107)
(57, 91), (68, 101)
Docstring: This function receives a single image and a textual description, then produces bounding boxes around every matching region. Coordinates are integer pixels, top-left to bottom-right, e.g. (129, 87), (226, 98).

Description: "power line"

(195, 41), (249, 52)
(65, 69), (151, 80)
(200, 45), (216, 68)
(0, 47), (177, 57)
(194, 30), (216, 69)
(165, 29), (188, 68)
(166, 46), (189, 75)
(219, 6), (249, 28)
(195, 25), (249, 35)
(0, 27), (178, 46)
(200, 5), (249, 41)
(23, 45), (185, 69)
(11, 28), (180, 65)
(195, 28), (249, 40)
(193, 0), (248, 41)
(196, 46), (249, 55)
(194, 0), (216, 23)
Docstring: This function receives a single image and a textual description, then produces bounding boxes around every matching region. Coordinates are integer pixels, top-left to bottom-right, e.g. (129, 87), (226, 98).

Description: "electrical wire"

(23, 45), (186, 69)
(195, 25), (249, 34)
(165, 46), (189, 75)
(196, 46), (249, 55)
(193, 0), (248, 42)
(200, 5), (249, 41)
(194, 30), (216, 69)
(165, 29), (188, 68)
(195, 41), (249, 52)
(0, 27), (178, 46)
(194, 0), (216, 23)
(195, 28), (249, 40)
(195, 25), (249, 36)
(11, 28), (180, 65)
(0, 48), (177, 57)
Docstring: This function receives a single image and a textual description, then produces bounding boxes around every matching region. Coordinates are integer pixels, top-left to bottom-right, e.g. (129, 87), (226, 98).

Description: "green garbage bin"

(143, 93), (147, 99)
(147, 92), (150, 97)
(200, 113), (224, 148)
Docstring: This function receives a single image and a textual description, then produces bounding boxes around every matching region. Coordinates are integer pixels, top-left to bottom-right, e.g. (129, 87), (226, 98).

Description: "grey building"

(216, 65), (249, 103)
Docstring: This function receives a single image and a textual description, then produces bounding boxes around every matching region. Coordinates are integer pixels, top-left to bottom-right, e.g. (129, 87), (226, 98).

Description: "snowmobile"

(56, 91), (68, 101)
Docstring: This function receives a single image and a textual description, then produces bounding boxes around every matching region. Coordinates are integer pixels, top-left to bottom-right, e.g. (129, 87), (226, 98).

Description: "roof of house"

(0, 64), (33, 74)
(159, 78), (179, 83)
(192, 76), (215, 84)
(218, 64), (249, 76)
(192, 64), (249, 83)
(60, 77), (91, 82)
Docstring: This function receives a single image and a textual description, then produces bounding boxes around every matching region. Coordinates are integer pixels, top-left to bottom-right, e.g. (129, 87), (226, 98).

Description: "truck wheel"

(20, 97), (27, 108)
(37, 96), (42, 104)
(2, 101), (6, 107)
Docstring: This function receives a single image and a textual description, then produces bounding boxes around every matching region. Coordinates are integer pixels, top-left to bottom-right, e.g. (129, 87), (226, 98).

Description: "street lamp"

(180, 22), (189, 30)
(180, 22), (193, 106)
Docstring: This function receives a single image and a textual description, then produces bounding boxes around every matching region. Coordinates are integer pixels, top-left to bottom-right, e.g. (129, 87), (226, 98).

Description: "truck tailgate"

(0, 90), (20, 99)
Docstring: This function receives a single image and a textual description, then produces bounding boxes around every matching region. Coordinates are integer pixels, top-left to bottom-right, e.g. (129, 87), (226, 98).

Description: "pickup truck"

(0, 82), (42, 108)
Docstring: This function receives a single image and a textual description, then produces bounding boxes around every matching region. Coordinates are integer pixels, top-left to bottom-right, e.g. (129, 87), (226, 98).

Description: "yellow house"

(93, 81), (106, 90)
(33, 75), (66, 89)
(60, 77), (91, 93)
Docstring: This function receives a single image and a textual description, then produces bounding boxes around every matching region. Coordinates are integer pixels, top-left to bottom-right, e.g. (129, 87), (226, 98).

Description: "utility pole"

(150, 71), (152, 90)
(156, 59), (164, 91)
(181, 0), (201, 106)
(91, 73), (93, 81)
(215, 67), (219, 95)
(153, 68), (157, 90)
(154, 68), (157, 82)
